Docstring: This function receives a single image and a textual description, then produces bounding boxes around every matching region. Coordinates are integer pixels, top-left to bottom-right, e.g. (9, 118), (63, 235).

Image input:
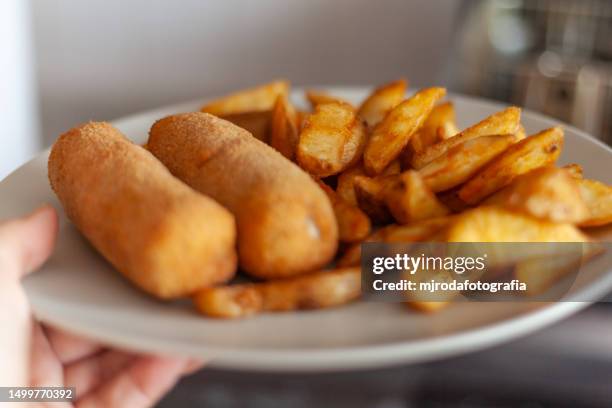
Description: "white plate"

(2, 88), (611, 372)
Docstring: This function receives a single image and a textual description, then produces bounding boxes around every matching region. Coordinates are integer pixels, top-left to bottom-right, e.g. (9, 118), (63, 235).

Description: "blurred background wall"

(29, 0), (460, 148)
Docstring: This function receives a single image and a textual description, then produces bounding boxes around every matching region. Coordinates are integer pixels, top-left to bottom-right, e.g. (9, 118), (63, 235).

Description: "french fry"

(193, 267), (360, 318)
(297, 102), (365, 176)
(563, 163), (584, 179)
(384, 171), (449, 224)
(306, 90), (353, 109)
(437, 188), (470, 213)
(317, 181), (371, 242)
(219, 111), (272, 143)
(353, 175), (394, 224)
(201, 79), (289, 115)
(336, 217), (452, 267)
(407, 101), (459, 156)
(270, 95), (299, 160)
(459, 127), (564, 204)
(358, 79), (407, 128)
(576, 178), (612, 227)
(444, 206), (589, 242)
(337, 165), (366, 205)
(485, 167), (589, 223)
(364, 87), (446, 175)
(411, 107), (522, 169)
(418, 134), (515, 193)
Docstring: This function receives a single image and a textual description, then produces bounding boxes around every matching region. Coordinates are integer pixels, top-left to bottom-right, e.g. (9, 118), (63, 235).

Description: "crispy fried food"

(193, 267), (361, 318)
(357, 79), (407, 128)
(384, 171), (449, 224)
(336, 217), (452, 267)
(576, 178), (612, 227)
(353, 175), (393, 224)
(418, 134), (515, 192)
(336, 165), (366, 205)
(459, 127), (564, 204)
(297, 102), (366, 177)
(444, 206), (589, 242)
(306, 90), (353, 109)
(317, 181), (371, 242)
(406, 101), (459, 156)
(411, 107), (522, 169)
(436, 188), (470, 213)
(485, 167), (589, 223)
(562, 163), (583, 179)
(200, 79), (289, 115)
(364, 87), (446, 175)
(270, 95), (299, 160)
(219, 111), (272, 143)
(148, 113), (338, 279)
(48, 122), (237, 299)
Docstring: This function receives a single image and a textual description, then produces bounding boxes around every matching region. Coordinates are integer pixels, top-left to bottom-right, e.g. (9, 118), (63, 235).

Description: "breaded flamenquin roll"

(147, 113), (338, 279)
(48, 122), (237, 299)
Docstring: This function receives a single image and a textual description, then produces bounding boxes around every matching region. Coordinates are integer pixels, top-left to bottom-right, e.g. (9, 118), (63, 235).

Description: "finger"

(29, 323), (64, 387)
(0, 205), (58, 279)
(75, 355), (191, 408)
(64, 350), (136, 399)
(44, 325), (103, 365)
(183, 359), (205, 376)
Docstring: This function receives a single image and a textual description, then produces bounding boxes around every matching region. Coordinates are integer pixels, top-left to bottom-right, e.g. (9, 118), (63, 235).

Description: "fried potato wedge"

(201, 79), (289, 115)
(193, 267), (360, 318)
(317, 181), (371, 242)
(336, 165), (366, 205)
(384, 170), (449, 224)
(436, 188), (470, 213)
(270, 95), (299, 160)
(459, 127), (564, 204)
(576, 178), (612, 227)
(485, 167), (589, 223)
(306, 90), (353, 109)
(297, 102), (365, 176)
(358, 79), (407, 128)
(444, 206), (589, 242)
(336, 217), (452, 267)
(353, 175), (393, 224)
(418, 134), (515, 193)
(220, 111), (271, 143)
(514, 246), (601, 296)
(411, 107), (521, 169)
(407, 101), (459, 155)
(563, 163), (583, 179)
(364, 87), (446, 175)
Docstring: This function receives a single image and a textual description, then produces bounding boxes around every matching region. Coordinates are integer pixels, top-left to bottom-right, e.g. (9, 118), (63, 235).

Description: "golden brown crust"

(48, 122), (237, 299)
(147, 112), (338, 279)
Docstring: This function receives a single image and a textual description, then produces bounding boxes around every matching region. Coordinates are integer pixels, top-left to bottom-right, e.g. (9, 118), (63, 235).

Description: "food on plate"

(363, 87), (446, 175)
(411, 106), (521, 169)
(404, 101), (459, 158)
(51, 79), (612, 319)
(418, 134), (516, 192)
(193, 267), (360, 318)
(357, 79), (407, 128)
(306, 90), (353, 109)
(576, 178), (612, 227)
(48, 122), (237, 299)
(297, 102), (366, 176)
(485, 166), (589, 223)
(219, 111), (271, 143)
(270, 95), (299, 160)
(317, 181), (371, 242)
(444, 206), (589, 243)
(353, 175), (393, 224)
(147, 112), (338, 279)
(200, 79), (289, 115)
(384, 170), (449, 224)
(459, 127), (564, 204)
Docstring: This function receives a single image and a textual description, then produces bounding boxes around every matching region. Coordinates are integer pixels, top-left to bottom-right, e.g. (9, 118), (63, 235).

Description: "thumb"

(0, 205), (58, 280)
